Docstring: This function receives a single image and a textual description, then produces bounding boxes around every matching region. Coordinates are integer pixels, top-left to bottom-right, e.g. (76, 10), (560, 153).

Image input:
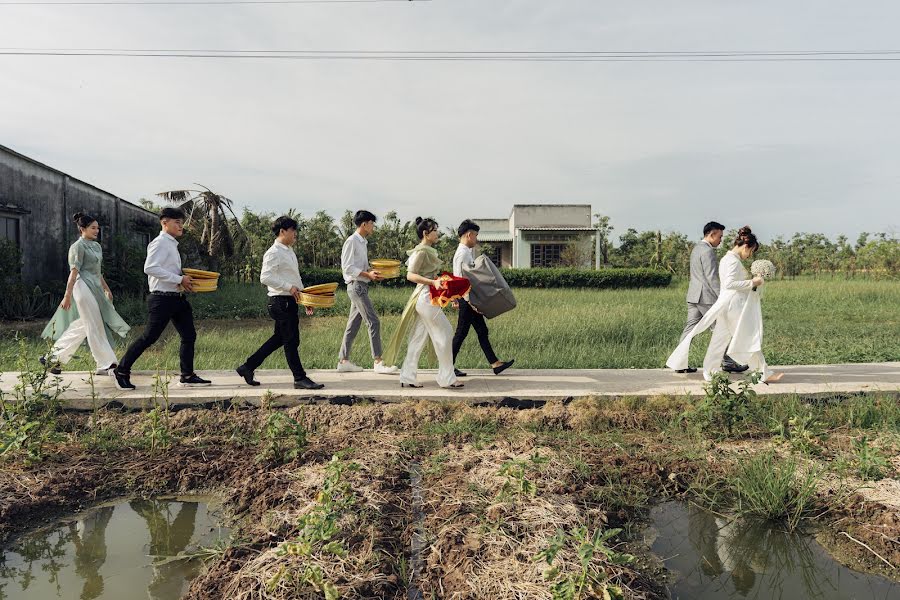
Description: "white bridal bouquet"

(750, 259), (776, 291)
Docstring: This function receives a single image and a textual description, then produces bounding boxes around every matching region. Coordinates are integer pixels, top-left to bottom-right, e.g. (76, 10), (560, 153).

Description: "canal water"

(646, 501), (899, 600)
(0, 497), (227, 600)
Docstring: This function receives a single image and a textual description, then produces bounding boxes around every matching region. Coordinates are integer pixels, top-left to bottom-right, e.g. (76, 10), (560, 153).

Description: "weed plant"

(731, 450), (821, 532)
(534, 526), (634, 600)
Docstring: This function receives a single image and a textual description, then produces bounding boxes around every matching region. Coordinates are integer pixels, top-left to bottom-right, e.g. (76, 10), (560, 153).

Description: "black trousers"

(243, 295), (307, 380)
(452, 299), (499, 366)
(119, 294), (196, 376)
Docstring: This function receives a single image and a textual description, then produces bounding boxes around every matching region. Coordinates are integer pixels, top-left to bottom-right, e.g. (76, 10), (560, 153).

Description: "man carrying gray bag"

(451, 219), (516, 377)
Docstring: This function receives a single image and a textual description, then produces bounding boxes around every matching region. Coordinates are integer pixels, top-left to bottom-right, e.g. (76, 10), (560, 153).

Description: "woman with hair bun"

(41, 212), (130, 375)
(667, 225), (782, 383)
(383, 217), (464, 389)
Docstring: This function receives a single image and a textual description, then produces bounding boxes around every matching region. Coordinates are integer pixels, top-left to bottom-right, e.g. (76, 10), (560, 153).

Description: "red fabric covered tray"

(429, 273), (471, 308)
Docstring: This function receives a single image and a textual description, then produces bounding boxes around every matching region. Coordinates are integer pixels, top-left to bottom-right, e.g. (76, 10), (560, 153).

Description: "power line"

(3, 49), (900, 61)
(6, 48), (900, 56)
(0, 0), (418, 4)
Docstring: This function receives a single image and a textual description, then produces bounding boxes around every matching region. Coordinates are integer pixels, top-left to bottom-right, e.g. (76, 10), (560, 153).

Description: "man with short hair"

(113, 207), (211, 390)
(337, 210), (398, 374)
(676, 221), (748, 374)
(236, 216), (323, 389)
(451, 219), (514, 377)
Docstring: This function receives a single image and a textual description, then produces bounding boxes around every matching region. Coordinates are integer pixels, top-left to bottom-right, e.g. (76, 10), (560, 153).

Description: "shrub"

(294, 267), (672, 289)
(731, 450), (821, 531)
(499, 267), (671, 289)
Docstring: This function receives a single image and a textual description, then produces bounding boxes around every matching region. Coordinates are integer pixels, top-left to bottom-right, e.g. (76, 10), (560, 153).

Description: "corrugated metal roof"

(0, 143), (157, 217)
(478, 233), (512, 241)
(517, 226), (596, 231)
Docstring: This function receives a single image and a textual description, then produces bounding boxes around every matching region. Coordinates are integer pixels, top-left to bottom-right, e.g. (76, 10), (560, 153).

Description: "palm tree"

(156, 184), (246, 271)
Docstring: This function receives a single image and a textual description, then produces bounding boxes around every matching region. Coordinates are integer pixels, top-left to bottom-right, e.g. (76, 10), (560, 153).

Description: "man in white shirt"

(236, 216), (323, 390)
(114, 207), (211, 390)
(451, 219), (514, 377)
(337, 210), (398, 374)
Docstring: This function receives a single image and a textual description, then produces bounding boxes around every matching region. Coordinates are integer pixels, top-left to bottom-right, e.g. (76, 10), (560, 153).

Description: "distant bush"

(499, 267), (672, 289)
(296, 267), (672, 289)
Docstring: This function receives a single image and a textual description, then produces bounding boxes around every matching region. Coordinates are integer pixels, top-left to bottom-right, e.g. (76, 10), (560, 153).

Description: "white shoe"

(373, 362), (399, 375)
(337, 361), (364, 373)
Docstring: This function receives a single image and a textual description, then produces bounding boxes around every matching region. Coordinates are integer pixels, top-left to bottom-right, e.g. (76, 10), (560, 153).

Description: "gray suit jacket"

(686, 240), (720, 305)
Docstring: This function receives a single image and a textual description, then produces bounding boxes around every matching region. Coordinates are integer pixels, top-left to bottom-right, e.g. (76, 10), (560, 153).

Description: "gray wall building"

(0, 143), (159, 285)
(475, 205), (600, 268)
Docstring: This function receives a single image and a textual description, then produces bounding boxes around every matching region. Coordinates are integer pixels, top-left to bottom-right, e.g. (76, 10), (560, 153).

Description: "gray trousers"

(680, 302), (713, 342)
(339, 281), (382, 361)
(680, 302), (739, 366)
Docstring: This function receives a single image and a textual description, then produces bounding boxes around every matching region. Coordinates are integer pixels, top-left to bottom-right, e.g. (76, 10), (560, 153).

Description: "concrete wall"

(472, 218), (511, 235)
(0, 145), (159, 285)
(510, 204), (591, 229)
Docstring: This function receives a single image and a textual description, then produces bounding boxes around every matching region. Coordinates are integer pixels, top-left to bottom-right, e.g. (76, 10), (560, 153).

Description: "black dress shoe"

(492, 360), (514, 375)
(179, 373), (212, 387)
(722, 363), (749, 373)
(294, 377), (324, 390)
(112, 368), (136, 391)
(675, 367), (698, 374)
(454, 368), (467, 377)
(236, 364), (260, 387)
(39, 355), (62, 375)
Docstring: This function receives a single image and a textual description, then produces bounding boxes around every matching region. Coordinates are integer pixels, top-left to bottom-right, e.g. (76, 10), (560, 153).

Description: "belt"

(150, 291), (185, 297)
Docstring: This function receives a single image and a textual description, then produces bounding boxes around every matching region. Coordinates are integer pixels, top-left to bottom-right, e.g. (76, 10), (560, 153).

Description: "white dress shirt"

(452, 243), (475, 277)
(341, 232), (369, 284)
(144, 232), (183, 293)
(260, 240), (304, 296)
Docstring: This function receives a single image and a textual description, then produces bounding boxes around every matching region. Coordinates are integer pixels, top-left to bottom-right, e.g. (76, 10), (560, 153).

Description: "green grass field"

(1, 279), (898, 372)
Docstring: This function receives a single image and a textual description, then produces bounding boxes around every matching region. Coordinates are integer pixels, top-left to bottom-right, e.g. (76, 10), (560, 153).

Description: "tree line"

(132, 191), (899, 280)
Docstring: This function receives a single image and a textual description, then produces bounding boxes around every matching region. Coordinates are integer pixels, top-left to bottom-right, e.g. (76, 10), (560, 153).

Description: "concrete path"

(1, 363), (898, 411)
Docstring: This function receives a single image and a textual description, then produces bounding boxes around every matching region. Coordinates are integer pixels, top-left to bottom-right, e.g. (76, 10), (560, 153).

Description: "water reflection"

(647, 501), (899, 600)
(0, 498), (226, 600)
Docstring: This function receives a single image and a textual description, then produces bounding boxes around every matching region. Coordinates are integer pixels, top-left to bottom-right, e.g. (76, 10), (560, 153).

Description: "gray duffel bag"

(461, 255), (517, 319)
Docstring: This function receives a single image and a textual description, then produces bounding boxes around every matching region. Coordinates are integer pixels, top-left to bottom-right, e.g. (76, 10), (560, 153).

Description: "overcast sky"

(2, 0), (899, 241)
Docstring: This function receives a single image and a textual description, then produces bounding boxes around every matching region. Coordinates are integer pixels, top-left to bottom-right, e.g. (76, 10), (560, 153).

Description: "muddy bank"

(1, 400), (897, 598)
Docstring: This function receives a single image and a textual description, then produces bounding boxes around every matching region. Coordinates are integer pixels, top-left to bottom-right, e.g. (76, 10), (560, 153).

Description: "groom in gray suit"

(676, 221), (748, 374)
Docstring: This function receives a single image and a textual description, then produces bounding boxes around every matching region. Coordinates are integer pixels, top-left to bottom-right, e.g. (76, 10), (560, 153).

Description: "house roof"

(517, 226), (596, 232)
(478, 233), (512, 242)
(0, 143), (157, 218)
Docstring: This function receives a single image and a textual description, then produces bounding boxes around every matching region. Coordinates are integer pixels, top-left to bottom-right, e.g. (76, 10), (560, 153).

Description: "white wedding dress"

(666, 251), (772, 381)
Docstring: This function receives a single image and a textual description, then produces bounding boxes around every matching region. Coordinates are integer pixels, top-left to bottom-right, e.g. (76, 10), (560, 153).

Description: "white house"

(474, 204), (600, 269)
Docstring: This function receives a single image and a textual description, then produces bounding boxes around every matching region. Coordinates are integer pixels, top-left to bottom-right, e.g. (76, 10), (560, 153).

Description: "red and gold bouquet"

(429, 273), (471, 308)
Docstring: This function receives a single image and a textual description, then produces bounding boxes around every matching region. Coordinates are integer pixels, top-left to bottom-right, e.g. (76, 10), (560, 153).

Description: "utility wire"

(3, 49), (900, 61)
(5, 48), (900, 56)
(0, 0), (420, 4)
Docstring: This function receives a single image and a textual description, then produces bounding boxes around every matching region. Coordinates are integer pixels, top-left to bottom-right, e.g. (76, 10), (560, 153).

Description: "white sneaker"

(373, 362), (399, 375)
(337, 361), (364, 373)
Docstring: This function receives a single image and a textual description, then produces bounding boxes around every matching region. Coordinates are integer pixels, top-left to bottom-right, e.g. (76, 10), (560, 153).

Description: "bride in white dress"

(667, 226), (783, 383)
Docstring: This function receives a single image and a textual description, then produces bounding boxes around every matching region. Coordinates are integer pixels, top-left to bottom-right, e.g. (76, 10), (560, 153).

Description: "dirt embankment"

(1, 400), (897, 598)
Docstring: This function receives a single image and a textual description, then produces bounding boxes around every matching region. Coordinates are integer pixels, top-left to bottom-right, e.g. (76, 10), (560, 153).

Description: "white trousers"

(51, 279), (118, 370)
(400, 288), (458, 388)
(703, 311), (769, 381)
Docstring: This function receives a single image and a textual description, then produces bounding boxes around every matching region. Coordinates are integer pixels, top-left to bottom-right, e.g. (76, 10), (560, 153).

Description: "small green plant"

(731, 450), (821, 531)
(257, 410), (308, 464)
(851, 435), (890, 481)
(770, 407), (827, 455)
(690, 371), (762, 436)
(270, 455), (360, 599)
(142, 406), (173, 453)
(534, 526), (633, 600)
(497, 452), (548, 501)
(0, 338), (67, 464)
